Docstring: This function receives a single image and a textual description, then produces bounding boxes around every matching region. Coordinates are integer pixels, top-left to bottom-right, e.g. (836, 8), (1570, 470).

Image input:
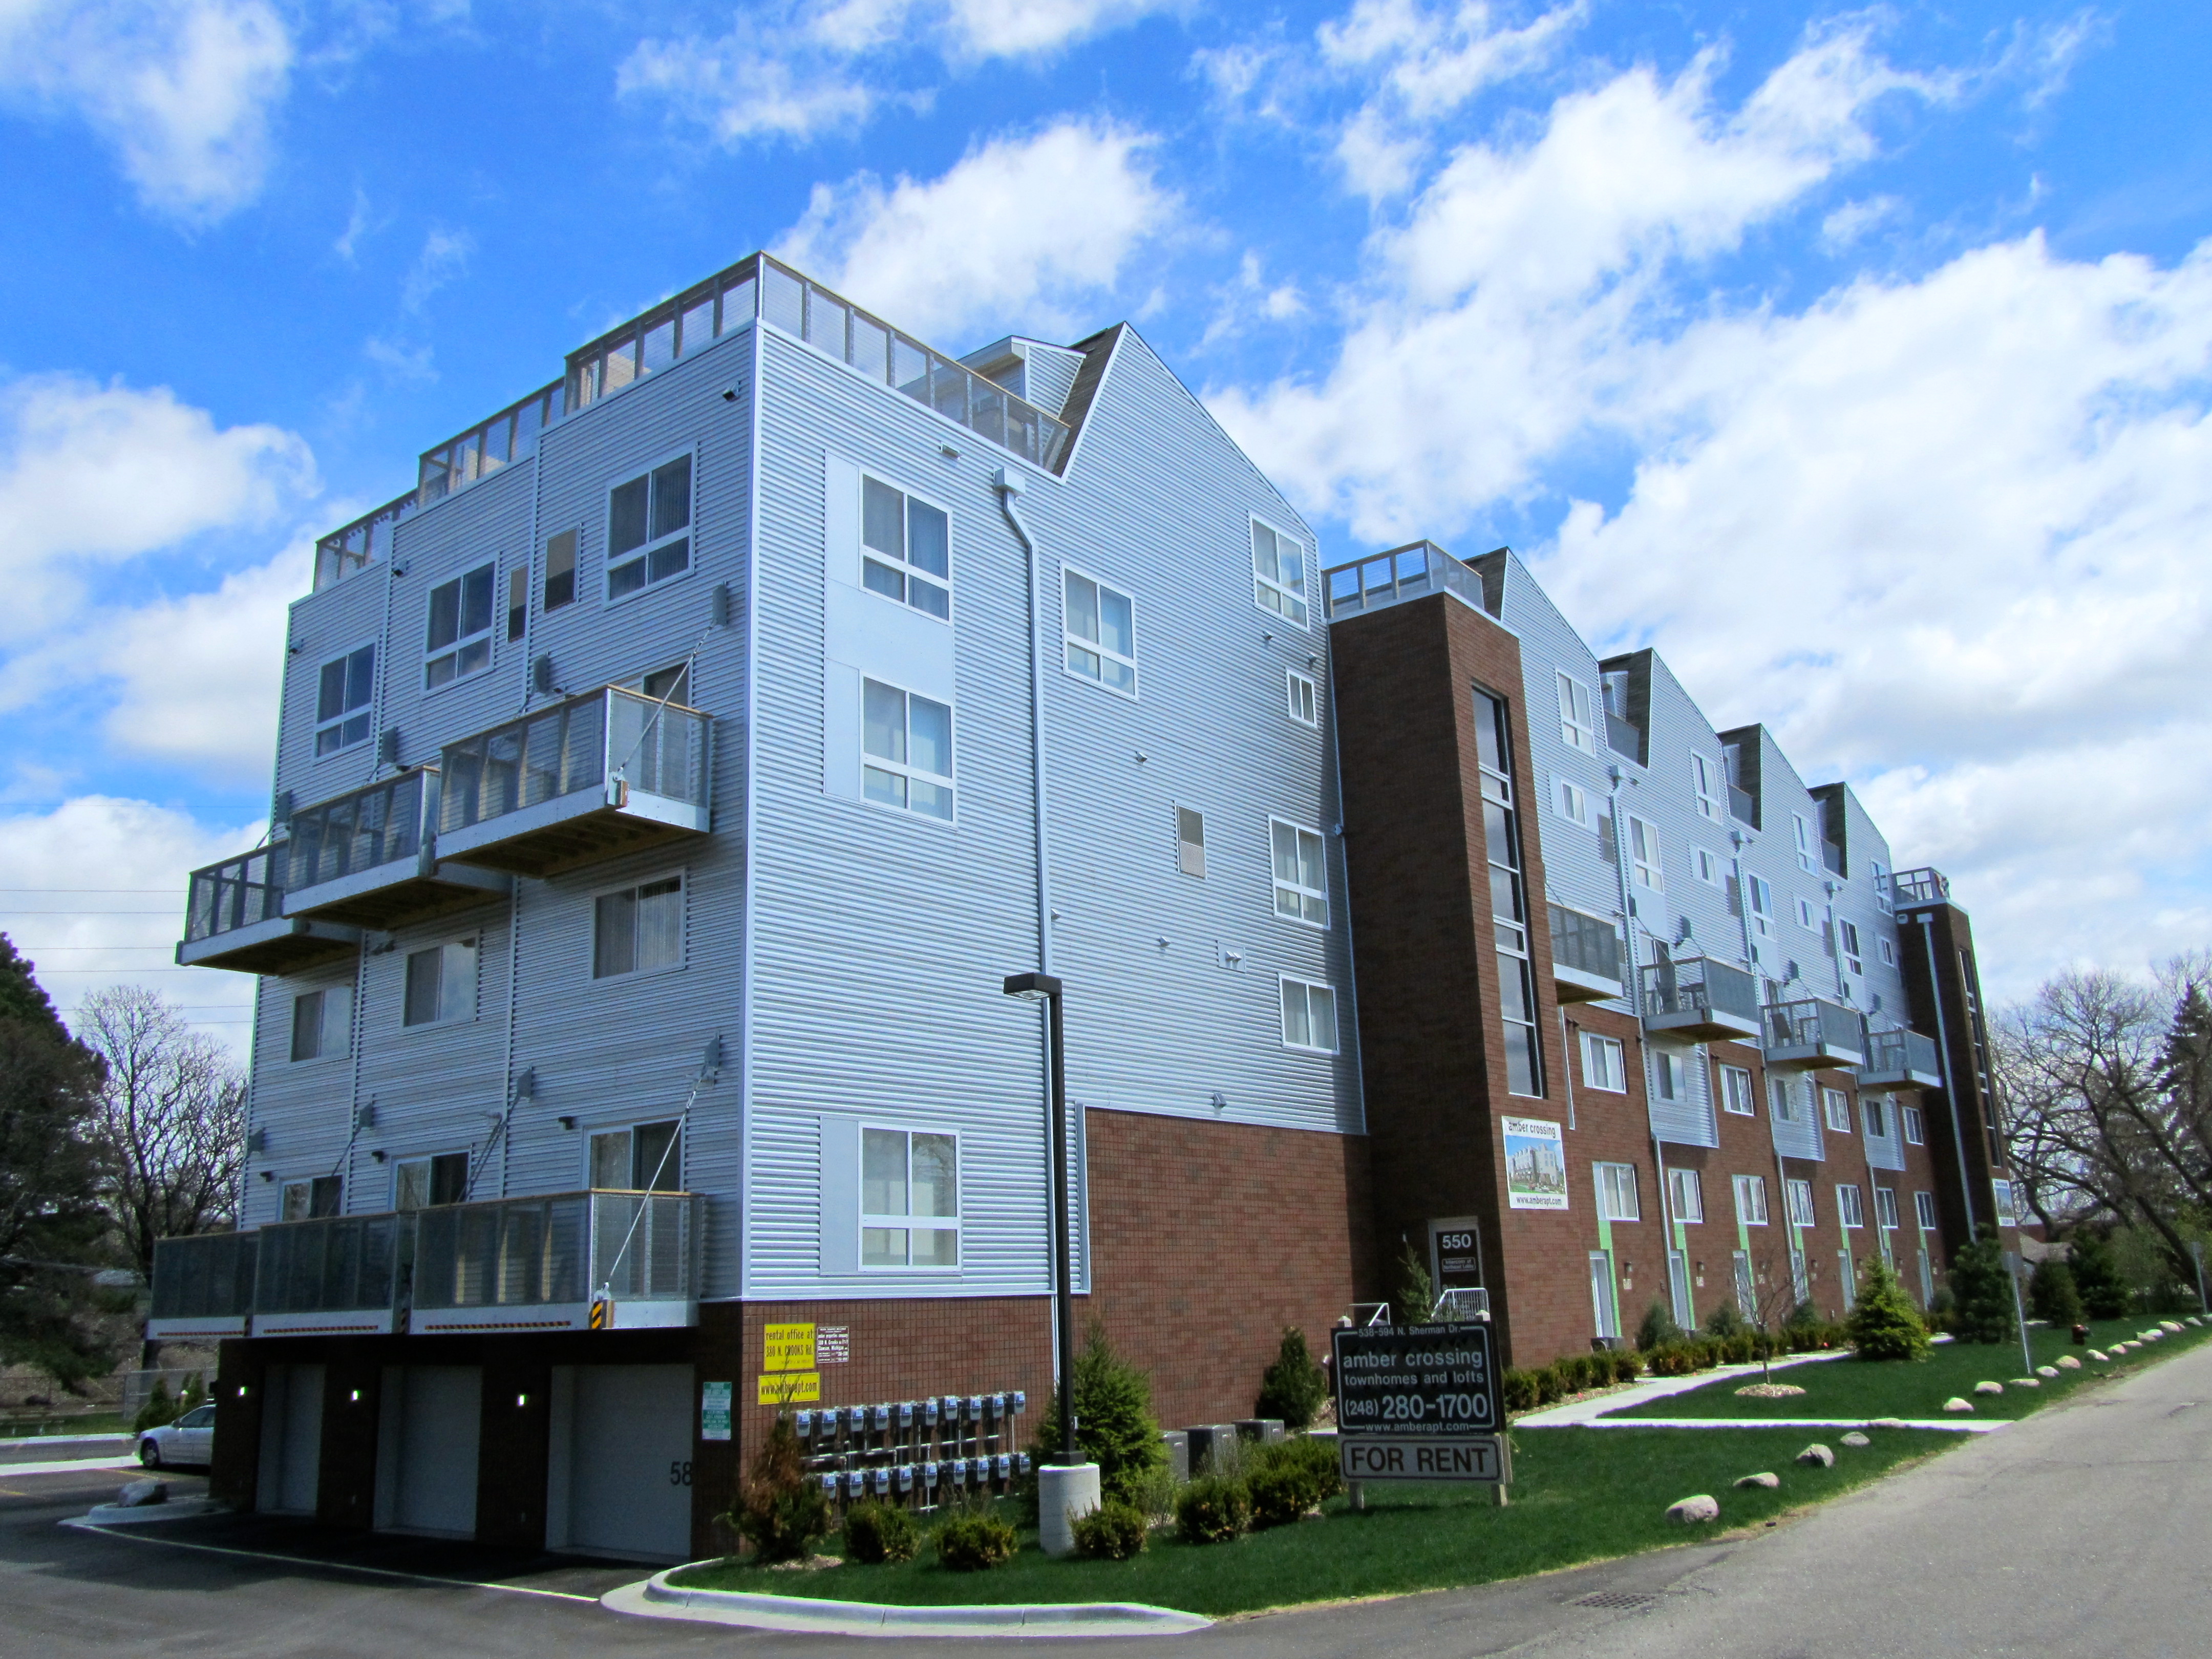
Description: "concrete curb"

(66, 1497), (229, 1527)
(2, 1455), (145, 1478)
(602, 1566), (1213, 1638)
(1568, 1417), (2007, 1434)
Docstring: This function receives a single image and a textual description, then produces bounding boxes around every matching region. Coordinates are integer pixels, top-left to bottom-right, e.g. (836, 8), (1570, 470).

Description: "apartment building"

(149, 254), (2015, 1561)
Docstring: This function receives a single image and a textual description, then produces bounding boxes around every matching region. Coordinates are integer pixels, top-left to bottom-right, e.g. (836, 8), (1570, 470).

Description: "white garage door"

(257, 1364), (323, 1516)
(377, 1365), (481, 1537)
(548, 1364), (693, 1561)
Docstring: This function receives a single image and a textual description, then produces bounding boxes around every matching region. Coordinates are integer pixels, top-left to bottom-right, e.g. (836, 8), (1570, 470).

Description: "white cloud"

(1819, 193), (1900, 251)
(774, 119), (1177, 342)
(0, 0), (293, 225)
(401, 226), (474, 314)
(0, 373), (315, 639)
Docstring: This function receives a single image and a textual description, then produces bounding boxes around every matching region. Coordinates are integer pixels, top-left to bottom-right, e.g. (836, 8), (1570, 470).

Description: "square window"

(1581, 1031), (1626, 1093)
(1269, 818), (1329, 928)
(1287, 669), (1318, 727)
(1558, 673), (1597, 753)
(279, 1176), (343, 1221)
(593, 876), (685, 978)
(1719, 1065), (1754, 1115)
(862, 679), (955, 821)
(1733, 1175), (1770, 1225)
(1667, 1166), (1704, 1223)
(1691, 846), (1721, 886)
(1596, 1162), (1641, 1222)
(1786, 1178), (1816, 1228)
(607, 455), (693, 601)
(1063, 567), (1136, 695)
(1836, 1184), (1866, 1229)
(314, 644), (376, 756)
(589, 1118), (684, 1191)
(289, 986), (352, 1062)
(1251, 519), (1309, 627)
(1555, 777), (1593, 828)
(1902, 1104), (1925, 1145)
(1176, 806), (1205, 878)
(861, 1126), (960, 1268)
(862, 476), (951, 619)
(403, 937), (477, 1026)
(395, 1151), (469, 1210)
(1823, 1088), (1853, 1134)
(425, 563), (496, 689)
(1280, 976), (1339, 1054)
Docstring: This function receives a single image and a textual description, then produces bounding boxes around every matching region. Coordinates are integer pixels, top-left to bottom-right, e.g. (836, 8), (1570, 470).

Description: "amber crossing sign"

(1331, 1321), (1507, 1484)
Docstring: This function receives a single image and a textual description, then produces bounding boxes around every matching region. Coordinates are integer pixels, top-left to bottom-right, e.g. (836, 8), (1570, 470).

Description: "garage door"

(376, 1366), (481, 1537)
(547, 1364), (692, 1561)
(257, 1364), (323, 1516)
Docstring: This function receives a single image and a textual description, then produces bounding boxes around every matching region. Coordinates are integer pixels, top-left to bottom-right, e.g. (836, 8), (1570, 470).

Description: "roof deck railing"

(1889, 867), (1951, 907)
(1323, 541), (1492, 621)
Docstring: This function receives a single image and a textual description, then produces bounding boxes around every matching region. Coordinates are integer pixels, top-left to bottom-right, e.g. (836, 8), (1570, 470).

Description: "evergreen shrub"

(1176, 1476), (1250, 1543)
(2028, 1259), (2085, 1327)
(1705, 1302), (1747, 1338)
(1072, 1498), (1148, 1560)
(841, 1500), (920, 1564)
(1027, 1325), (1165, 1505)
(2069, 1235), (2131, 1320)
(935, 1510), (1018, 1571)
(1846, 1258), (1932, 1361)
(1950, 1234), (2018, 1345)
(729, 1416), (831, 1563)
(1502, 1368), (1541, 1412)
(1636, 1300), (1683, 1351)
(131, 1379), (176, 1434)
(1255, 1328), (1329, 1430)
(1610, 1349), (1644, 1384)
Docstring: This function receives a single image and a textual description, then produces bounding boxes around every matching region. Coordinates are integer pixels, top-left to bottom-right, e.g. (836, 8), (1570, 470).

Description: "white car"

(138, 1405), (216, 1469)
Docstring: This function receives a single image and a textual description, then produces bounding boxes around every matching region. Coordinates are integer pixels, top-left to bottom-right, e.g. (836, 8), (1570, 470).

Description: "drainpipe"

(994, 468), (1054, 976)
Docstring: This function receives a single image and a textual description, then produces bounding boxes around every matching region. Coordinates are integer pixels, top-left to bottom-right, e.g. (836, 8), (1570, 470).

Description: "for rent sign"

(1332, 1321), (1506, 1484)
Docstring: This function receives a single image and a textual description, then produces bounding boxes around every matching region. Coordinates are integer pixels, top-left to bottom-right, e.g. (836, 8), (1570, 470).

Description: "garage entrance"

(545, 1364), (693, 1561)
(373, 1365), (482, 1537)
(256, 1363), (324, 1516)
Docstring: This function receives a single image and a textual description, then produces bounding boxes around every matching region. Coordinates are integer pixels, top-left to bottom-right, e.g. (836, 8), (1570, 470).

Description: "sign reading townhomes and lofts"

(1331, 1321), (1509, 1484)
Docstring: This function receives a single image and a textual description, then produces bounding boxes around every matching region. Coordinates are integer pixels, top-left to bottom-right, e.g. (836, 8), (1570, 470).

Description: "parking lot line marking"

(68, 1522), (604, 1602)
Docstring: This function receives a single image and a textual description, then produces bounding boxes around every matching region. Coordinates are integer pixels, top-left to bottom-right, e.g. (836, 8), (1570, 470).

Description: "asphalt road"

(3, 1339), (2205, 1658)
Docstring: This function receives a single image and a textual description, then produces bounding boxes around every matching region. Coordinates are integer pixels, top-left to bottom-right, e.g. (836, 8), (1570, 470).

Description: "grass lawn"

(672, 1425), (1949, 1617)
(0, 1413), (125, 1439)
(1606, 1316), (2211, 1423)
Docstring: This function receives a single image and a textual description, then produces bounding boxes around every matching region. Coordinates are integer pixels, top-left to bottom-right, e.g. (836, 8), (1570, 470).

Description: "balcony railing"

(435, 685), (712, 878)
(281, 769), (508, 931)
(417, 380), (563, 506)
(1604, 710), (1642, 762)
(1822, 840), (1846, 877)
(314, 488), (419, 592)
(252, 1212), (408, 1335)
(1640, 955), (1762, 1041)
(178, 843), (358, 975)
(1761, 995), (1867, 1072)
(1728, 784), (1758, 827)
(1548, 905), (1624, 1003)
(411, 1190), (699, 1333)
(1860, 1027), (1943, 1091)
(1323, 541), (1492, 621)
(1890, 867), (1951, 907)
(146, 1231), (259, 1338)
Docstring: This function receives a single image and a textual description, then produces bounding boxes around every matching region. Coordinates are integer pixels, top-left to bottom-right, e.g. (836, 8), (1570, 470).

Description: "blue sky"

(3, 0), (2208, 1044)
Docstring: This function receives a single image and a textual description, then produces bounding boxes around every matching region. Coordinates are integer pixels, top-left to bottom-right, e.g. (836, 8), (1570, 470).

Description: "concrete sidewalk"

(1513, 1347), (1848, 1426)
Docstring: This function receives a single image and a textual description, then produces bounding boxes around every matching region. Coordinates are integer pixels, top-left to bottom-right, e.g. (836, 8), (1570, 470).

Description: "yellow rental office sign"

(758, 1371), (821, 1405)
(764, 1323), (816, 1372)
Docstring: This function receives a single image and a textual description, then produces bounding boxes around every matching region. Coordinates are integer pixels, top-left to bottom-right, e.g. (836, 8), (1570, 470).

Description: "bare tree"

(76, 987), (246, 1294)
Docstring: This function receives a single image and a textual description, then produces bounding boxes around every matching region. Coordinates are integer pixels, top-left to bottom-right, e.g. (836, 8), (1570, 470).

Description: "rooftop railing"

(417, 381), (563, 506)
(1889, 867), (1951, 906)
(437, 685), (709, 840)
(314, 490), (419, 593)
(183, 845), (286, 945)
(1323, 541), (1492, 621)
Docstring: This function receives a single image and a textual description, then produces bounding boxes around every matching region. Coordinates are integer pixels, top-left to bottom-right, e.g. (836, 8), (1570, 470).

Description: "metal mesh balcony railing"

(412, 1191), (697, 1312)
(1762, 996), (1866, 1058)
(254, 1213), (406, 1316)
(1864, 1027), (1941, 1079)
(1640, 956), (1760, 1027)
(183, 845), (287, 944)
(148, 1231), (258, 1323)
(285, 770), (430, 891)
(437, 686), (709, 839)
(1548, 905), (1622, 984)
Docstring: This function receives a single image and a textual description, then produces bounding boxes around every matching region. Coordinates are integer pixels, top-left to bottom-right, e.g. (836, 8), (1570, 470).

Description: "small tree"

(728, 1415), (830, 1563)
(1846, 1258), (1932, 1361)
(1028, 1323), (1164, 1505)
(2027, 1258), (2085, 1326)
(1634, 1299), (1682, 1351)
(1255, 1327), (1328, 1430)
(1392, 1239), (1437, 1325)
(2069, 1233), (2131, 1319)
(1949, 1233), (2017, 1345)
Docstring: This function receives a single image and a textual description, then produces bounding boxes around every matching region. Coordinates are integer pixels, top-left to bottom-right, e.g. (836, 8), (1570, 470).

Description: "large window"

(1251, 518), (1308, 626)
(863, 475), (949, 619)
(425, 563), (495, 689)
(395, 1152), (468, 1210)
(402, 937), (477, 1027)
(608, 455), (693, 600)
(1875, 1187), (1900, 1230)
(1719, 1064), (1754, 1115)
(1176, 807), (1206, 878)
(1269, 818), (1329, 927)
(1913, 1190), (1938, 1231)
(1785, 1178), (1816, 1228)
(1690, 753), (1721, 821)
(289, 986), (352, 1062)
(1063, 568), (1135, 694)
(1667, 1166), (1704, 1224)
(1746, 873), (1775, 939)
(594, 875), (684, 978)
(1902, 1104), (1925, 1144)
(590, 1119), (683, 1191)
(863, 679), (954, 821)
(862, 1126), (959, 1268)
(1581, 1032), (1626, 1092)
(1836, 1183), (1866, 1229)
(1558, 672), (1597, 754)
(1823, 1088), (1853, 1134)
(1279, 976), (1339, 1054)
(315, 644), (375, 756)
(1626, 815), (1663, 891)
(1474, 687), (1542, 1097)
(1595, 1162), (1640, 1221)
(1732, 1174), (1770, 1226)
(1287, 669), (1318, 727)
(1838, 918), (1864, 977)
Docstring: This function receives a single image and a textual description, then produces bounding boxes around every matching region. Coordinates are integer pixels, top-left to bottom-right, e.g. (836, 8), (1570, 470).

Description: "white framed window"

(862, 1126), (960, 1268)
(1062, 566), (1135, 695)
(1793, 812), (1818, 874)
(593, 874), (685, 979)
(1691, 846), (1721, 887)
(1836, 1183), (1866, 1229)
(1251, 517), (1309, 627)
(1555, 777), (1594, 829)
(1875, 1187), (1900, 1230)
(863, 678), (954, 821)
(402, 936), (478, 1027)
(1719, 1064), (1754, 1115)
(1838, 918), (1864, 976)
(1992, 1179), (2019, 1225)
(289, 986), (353, 1063)
(1595, 1162), (1641, 1221)
(861, 474), (951, 619)
(1870, 859), (1892, 913)
(424, 563), (495, 689)
(1913, 1190), (1938, 1231)
(394, 1151), (469, 1210)
(1879, 936), (1897, 968)
(1558, 672), (1597, 754)
(1769, 1075), (1801, 1121)
(1747, 873), (1774, 939)
(1652, 1048), (1688, 1101)
(543, 527), (578, 613)
(1176, 806), (1206, 878)
(1863, 1095), (1888, 1138)
(1667, 1166), (1704, 1224)
(1269, 818), (1329, 927)
(1690, 753), (1721, 821)
(1796, 896), (1819, 931)
(1581, 1032), (1626, 1092)
(1733, 1174), (1770, 1226)
(1823, 1087), (1853, 1134)
(1279, 976), (1339, 1054)
(1785, 1178), (1816, 1228)
(1626, 815), (1663, 891)
(1287, 668), (1318, 726)
(589, 1117), (683, 1192)
(607, 453), (693, 601)
(1902, 1104), (1925, 1145)
(279, 1175), (342, 1222)
(314, 644), (376, 756)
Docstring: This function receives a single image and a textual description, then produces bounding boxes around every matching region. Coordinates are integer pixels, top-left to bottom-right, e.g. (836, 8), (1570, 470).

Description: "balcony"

(434, 686), (712, 878)
(1548, 905), (1624, 1003)
(177, 845), (358, 975)
(1728, 783), (1758, 827)
(1890, 866), (1952, 909)
(1323, 541), (1495, 621)
(252, 1212), (409, 1336)
(1761, 996), (1867, 1073)
(409, 1190), (699, 1334)
(1640, 955), (1762, 1043)
(282, 769), (509, 931)
(1859, 1026), (1943, 1091)
(146, 1231), (258, 1339)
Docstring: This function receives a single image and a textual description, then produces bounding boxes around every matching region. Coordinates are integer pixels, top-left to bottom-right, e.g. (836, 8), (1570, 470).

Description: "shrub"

(1949, 1233), (2018, 1345)
(1502, 1367), (1541, 1412)
(1846, 1257), (1932, 1361)
(131, 1378), (177, 1434)
(935, 1509), (1018, 1571)
(1610, 1349), (1644, 1384)
(2069, 1235), (2131, 1320)
(1126, 1458), (1179, 1523)
(1705, 1302), (1747, 1338)
(1393, 1239), (1438, 1325)
(1027, 1324), (1165, 1506)
(1250, 1434), (1340, 1519)
(1072, 1499), (1148, 1561)
(1176, 1475), (1250, 1543)
(1635, 1300), (1683, 1351)
(177, 1373), (206, 1415)
(2028, 1259), (2085, 1327)
(1247, 1460), (1316, 1529)
(729, 1416), (831, 1564)
(842, 1500), (920, 1564)
(1256, 1328), (1329, 1431)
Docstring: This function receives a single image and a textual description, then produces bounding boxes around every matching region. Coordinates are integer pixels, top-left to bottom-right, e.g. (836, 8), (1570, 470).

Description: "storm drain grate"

(1573, 1591), (1666, 1610)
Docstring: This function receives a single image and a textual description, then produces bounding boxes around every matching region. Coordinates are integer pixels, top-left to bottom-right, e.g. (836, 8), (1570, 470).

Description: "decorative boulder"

(2187, 1317), (2203, 1328)
(1974, 1380), (2005, 1395)
(1870, 1417), (1909, 1430)
(116, 1479), (166, 1508)
(1795, 1444), (1836, 1468)
(2161, 1321), (2183, 1334)
(2036, 1366), (2059, 1378)
(1840, 1432), (1870, 1448)
(2056, 1356), (2081, 1370)
(2087, 1350), (2109, 1362)
(2142, 1331), (2164, 1343)
(1666, 1495), (1720, 1524)
(2009, 1377), (2040, 1389)
(1734, 1472), (1780, 1490)
(1943, 1397), (1974, 1413)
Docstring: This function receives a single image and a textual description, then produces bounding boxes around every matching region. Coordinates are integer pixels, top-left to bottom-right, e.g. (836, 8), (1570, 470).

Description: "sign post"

(1331, 1321), (1508, 1505)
